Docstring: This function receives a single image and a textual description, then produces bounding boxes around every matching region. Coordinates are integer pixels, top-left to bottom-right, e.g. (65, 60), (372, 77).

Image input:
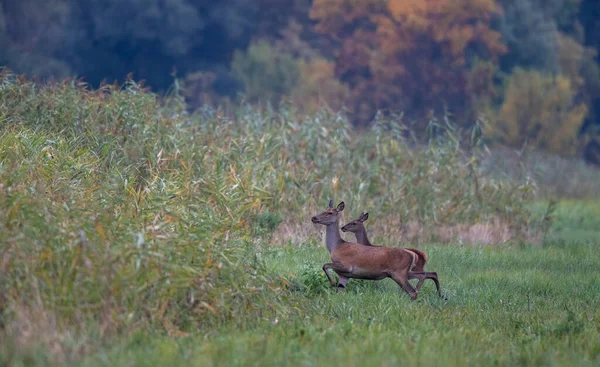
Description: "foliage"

(0, 71), (598, 364)
(0, 0), (261, 89)
(1, 0), (600, 154)
(0, 71), (288, 363)
(310, 0), (507, 124)
(496, 0), (568, 72)
(291, 58), (350, 113)
(231, 40), (301, 105)
(484, 68), (587, 156)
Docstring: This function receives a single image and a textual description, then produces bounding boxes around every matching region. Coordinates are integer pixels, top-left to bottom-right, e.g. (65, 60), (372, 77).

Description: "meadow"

(1, 71), (600, 366)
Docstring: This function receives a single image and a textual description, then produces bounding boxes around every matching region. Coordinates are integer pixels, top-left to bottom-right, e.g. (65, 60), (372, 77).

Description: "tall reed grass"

(0, 70), (570, 363)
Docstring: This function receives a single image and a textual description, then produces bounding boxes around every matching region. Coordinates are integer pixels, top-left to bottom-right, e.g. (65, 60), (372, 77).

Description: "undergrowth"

(0, 70), (595, 365)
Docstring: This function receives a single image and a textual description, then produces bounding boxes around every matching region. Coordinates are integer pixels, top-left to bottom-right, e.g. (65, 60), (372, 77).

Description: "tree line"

(1, 0), (599, 162)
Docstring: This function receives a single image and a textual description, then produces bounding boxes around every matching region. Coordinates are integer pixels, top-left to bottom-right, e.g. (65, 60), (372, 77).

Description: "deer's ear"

(336, 201), (345, 212)
(328, 199), (334, 208)
(360, 212), (369, 222)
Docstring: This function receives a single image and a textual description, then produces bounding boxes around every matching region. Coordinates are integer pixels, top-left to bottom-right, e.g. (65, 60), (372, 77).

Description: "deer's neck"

(354, 226), (372, 246)
(325, 220), (345, 253)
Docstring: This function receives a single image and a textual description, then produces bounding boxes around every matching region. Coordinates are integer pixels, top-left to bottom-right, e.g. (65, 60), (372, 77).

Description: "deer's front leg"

(336, 275), (350, 292)
(323, 263), (352, 289)
(322, 263), (338, 286)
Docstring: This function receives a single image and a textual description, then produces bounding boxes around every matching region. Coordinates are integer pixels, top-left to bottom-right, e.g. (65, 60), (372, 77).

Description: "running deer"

(311, 200), (420, 300)
(341, 212), (442, 297)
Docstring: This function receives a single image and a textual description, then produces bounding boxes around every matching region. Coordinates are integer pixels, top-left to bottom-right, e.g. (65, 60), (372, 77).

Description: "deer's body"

(330, 243), (416, 280)
(312, 201), (419, 300)
(341, 212), (442, 297)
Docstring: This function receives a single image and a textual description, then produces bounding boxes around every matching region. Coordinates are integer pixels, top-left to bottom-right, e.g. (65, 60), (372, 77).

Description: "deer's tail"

(404, 249), (417, 271)
(405, 248), (428, 272)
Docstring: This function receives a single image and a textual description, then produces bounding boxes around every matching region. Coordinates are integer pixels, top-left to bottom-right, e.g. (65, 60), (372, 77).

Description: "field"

(77, 223), (600, 367)
(1, 73), (600, 366)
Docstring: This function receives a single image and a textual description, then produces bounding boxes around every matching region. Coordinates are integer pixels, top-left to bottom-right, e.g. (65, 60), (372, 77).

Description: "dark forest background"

(1, 0), (600, 162)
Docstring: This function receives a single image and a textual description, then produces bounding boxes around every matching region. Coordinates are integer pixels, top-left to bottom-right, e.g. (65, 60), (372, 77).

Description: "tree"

(310, 0), (507, 126)
(484, 68), (587, 156)
(231, 40), (301, 106)
(0, 0), (72, 78)
(64, 0), (260, 89)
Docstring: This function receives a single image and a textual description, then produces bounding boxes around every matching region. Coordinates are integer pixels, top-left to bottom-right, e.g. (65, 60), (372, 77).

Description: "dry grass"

(482, 145), (600, 199)
(1, 307), (106, 365)
(358, 218), (518, 246)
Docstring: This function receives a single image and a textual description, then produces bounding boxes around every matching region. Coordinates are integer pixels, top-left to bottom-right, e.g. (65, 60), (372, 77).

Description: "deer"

(341, 212), (442, 297)
(311, 200), (421, 300)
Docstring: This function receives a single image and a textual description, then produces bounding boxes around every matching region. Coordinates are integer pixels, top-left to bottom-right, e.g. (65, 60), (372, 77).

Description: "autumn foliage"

(310, 0), (507, 124)
(1, 0), (600, 161)
(484, 69), (587, 156)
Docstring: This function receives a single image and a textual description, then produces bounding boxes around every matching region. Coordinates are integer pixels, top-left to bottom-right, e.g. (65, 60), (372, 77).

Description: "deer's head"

(311, 199), (345, 226)
(341, 212), (369, 233)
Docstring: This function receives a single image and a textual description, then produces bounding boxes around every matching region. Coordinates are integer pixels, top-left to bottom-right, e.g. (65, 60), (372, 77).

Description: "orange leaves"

(311, 0), (507, 124)
(388, 0), (429, 30)
(311, 0), (383, 35)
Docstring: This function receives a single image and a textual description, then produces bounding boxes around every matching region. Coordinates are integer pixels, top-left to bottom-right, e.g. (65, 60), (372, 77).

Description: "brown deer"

(311, 200), (420, 300)
(341, 212), (442, 297)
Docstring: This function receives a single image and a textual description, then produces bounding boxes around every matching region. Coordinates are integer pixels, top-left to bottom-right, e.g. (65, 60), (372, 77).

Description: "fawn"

(311, 200), (419, 300)
(341, 212), (442, 297)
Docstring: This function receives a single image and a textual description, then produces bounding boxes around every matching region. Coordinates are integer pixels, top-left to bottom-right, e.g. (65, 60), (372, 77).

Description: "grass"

(1, 70), (600, 366)
(76, 237), (600, 367)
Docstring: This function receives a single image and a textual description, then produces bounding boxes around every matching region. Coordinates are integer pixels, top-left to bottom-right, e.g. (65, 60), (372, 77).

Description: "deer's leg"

(390, 272), (418, 301)
(336, 275), (350, 292)
(322, 263), (337, 286)
(409, 271), (442, 297)
(408, 272), (427, 291)
(323, 263), (352, 288)
(427, 272), (442, 297)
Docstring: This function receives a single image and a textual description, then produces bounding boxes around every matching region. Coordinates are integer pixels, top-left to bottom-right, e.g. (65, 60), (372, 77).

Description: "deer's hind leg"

(409, 271), (442, 297)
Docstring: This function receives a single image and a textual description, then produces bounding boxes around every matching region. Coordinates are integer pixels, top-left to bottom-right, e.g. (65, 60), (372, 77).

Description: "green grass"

(1, 71), (600, 366)
(75, 239), (600, 367)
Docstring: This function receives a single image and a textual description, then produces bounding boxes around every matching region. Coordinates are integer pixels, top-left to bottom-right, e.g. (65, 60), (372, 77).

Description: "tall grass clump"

(0, 70), (543, 364)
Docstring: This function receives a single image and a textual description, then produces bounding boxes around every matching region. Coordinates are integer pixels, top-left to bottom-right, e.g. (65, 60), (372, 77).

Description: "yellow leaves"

(484, 69), (587, 156)
(291, 57), (350, 113)
(557, 33), (598, 92)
